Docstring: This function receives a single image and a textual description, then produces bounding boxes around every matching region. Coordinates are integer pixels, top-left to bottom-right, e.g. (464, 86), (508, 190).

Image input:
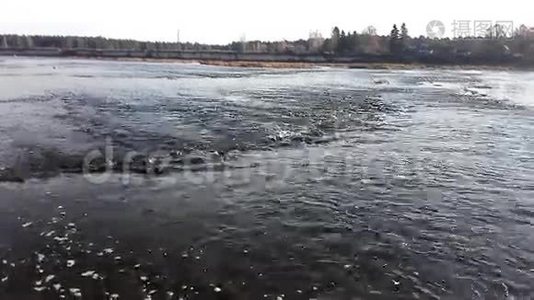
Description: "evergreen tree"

(400, 23), (409, 52)
(332, 27), (340, 40)
(390, 24), (400, 54)
(329, 26), (341, 52)
(390, 24), (400, 39)
(401, 23), (409, 40)
(339, 30), (347, 53)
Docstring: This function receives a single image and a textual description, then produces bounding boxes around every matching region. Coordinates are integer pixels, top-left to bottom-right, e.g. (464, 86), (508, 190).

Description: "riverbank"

(2, 54), (521, 71)
(1, 48), (530, 70)
(196, 59), (525, 70)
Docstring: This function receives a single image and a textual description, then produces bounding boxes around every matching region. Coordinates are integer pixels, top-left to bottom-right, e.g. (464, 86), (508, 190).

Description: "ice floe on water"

(66, 259), (75, 267)
(80, 270), (95, 277)
(69, 287), (82, 297)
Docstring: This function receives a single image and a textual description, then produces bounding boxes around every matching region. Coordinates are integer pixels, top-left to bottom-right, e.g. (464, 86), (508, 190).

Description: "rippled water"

(1, 57), (534, 299)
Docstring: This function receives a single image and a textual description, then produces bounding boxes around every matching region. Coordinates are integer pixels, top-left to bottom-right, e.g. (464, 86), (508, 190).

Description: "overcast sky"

(1, 0), (531, 44)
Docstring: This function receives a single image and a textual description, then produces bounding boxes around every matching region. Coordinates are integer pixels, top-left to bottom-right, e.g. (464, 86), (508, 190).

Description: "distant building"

(247, 41), (267, 53)
(517, 25), (534, 39)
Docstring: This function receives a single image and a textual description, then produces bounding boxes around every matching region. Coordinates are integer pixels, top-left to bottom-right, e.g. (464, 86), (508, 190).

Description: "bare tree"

(362, 26), (377, 36)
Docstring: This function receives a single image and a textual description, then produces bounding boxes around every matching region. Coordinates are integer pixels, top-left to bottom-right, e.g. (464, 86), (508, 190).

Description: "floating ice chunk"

(110, 293), (119, 299)
(45, 275), (55, 283)
(81, 270), (95, 277)
(54, 236), (68, 242)
(22, 222), (33, 228)
(140, 276), (148, 282)
(69, 288), (82, 297)
(53, 283), (61, 291)
(1, 276), (8, 283)
(214, 287), (222, 293)
(34, 286), (46, 292)
(36, 253), (45, 263)
(67, 260), (75, 267)
(103, 248), (114, 254)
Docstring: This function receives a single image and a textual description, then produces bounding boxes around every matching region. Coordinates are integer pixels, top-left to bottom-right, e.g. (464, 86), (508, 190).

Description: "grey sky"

(1, 0), (531, 44)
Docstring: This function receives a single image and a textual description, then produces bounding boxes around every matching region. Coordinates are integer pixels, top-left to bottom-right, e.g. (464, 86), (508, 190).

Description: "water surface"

(1, 57), (534, 299)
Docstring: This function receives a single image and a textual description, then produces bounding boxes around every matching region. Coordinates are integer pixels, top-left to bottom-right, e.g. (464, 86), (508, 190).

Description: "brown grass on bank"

(198, 60), (317, 69)
(60, 56), (517, 71)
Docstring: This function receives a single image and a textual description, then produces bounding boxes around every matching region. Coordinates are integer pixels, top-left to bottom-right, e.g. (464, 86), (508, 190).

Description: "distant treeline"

(1, 23), (534, 66)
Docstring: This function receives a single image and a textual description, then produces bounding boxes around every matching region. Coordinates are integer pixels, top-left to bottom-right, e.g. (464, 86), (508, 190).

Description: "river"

(1, 57), (534, 299)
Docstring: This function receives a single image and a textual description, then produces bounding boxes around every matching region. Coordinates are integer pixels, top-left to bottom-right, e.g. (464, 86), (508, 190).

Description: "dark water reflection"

(1, 58), (534, 299)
